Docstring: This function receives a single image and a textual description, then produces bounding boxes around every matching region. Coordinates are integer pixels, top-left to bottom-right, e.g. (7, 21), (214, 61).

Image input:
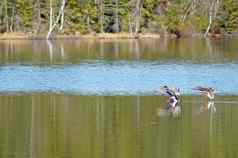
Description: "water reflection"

(46, 40), (67, 63)
(0, 95), (237, 158)
(0, 38), (238, 158)
(0, 38), (238, 64)
(157, 105), (181, 117)
(46, 40), (53, 61)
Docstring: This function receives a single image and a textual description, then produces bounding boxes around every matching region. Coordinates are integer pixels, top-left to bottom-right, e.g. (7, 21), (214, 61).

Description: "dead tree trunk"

(132, 0), (144, 37)
(59, 1), (64, 31)
(87, 14), (93, 32)
(114, 0), (119, 32)
(47, 0), (66, 40)
(181, 0), (197, 23)
(204, 0), (220, 37)
(49, 0), (53, 34)
(129, 15), (132, 35)
(10, 0), (16, 32)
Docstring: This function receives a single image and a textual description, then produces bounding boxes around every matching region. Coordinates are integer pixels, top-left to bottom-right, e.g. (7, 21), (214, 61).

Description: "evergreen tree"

(0, 0), (237, 35)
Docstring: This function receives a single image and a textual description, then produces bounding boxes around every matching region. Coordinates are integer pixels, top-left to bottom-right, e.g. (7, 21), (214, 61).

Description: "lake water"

(0, 38), (238, 158)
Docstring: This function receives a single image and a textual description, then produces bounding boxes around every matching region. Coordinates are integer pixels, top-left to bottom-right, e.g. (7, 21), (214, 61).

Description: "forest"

(0, 0), (238, 38)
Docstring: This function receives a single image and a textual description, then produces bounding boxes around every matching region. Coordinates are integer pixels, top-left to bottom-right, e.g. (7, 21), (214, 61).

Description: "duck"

(193, 86), (215, 100)
(160, 86), (181, 108)
(200, 100), (216, 113)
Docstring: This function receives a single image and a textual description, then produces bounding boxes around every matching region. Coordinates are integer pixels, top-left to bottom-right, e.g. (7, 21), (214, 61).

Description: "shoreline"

(0, 32), (164, 40)
(0, 32), (237, 40)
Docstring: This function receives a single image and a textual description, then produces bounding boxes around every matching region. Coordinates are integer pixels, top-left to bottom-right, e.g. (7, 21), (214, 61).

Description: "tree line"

(0, 0), (237, 37)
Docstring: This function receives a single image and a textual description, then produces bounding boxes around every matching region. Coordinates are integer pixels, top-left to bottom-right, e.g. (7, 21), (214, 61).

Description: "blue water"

(0, 61), (237, 95)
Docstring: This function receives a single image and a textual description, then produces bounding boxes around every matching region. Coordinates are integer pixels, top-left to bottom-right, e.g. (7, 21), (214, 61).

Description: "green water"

(0, 95), (238, 158)
(0, 38), (238, 158)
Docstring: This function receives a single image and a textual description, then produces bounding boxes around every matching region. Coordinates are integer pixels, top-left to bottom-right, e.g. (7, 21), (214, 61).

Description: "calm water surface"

(0, 38), (238, 158)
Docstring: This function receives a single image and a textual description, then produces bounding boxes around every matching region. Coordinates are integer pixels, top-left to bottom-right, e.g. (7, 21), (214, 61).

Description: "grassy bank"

(0, 32), (214, 40)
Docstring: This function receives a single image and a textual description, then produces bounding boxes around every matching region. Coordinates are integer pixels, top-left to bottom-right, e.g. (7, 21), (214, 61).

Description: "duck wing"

(160, 86), (175, 97)
(193, 86), (215, 94)
(193, 86), (210, 92)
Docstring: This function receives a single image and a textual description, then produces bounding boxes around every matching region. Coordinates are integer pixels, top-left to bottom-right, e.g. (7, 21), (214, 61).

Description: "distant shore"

(0, 32), (237, 40)
(0, 32), (163, 40)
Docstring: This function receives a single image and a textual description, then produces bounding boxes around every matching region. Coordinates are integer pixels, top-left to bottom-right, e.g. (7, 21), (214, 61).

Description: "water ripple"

(0, 61), (237, 95)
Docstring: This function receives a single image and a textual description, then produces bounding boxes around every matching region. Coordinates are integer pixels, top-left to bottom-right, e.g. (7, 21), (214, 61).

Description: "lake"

(0, 38), (238, 158)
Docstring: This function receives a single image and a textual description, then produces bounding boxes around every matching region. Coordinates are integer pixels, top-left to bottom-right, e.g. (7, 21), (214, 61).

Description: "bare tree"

(204, 0), (220, 37)
(47, 0), (66, 40)
(59, 0), (65, 31)
(181, 0), (198, 23)
(132, 0), (144, 37)
(10, 0), (16, 32)
(114, 0), (119, 32)
(128, 15), (132, 35)
(86, 11), (91, 32)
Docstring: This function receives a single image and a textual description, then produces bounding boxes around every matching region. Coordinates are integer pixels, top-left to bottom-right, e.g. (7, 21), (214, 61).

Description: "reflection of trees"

(99, 40), (105, 59)
(0, 40), (57, 64)
(156, 112), (182, 158)
(181, 103), (192, 158)
(205, 38), (226, 62)
(133, 40), (140, 60)
(30, 96), (35, 158)
(135, 96), (142, 158)
(1, 95), (238, 158)
(60, 42), (65, 59)
(0, 40), (17, 64)
(46, 40), (66, 63)
(46, 40), (53, 62)
(113, 40), (119, 59)
(0, 38), (238, 64)
(208, 101), (226, 158)
(209, 102), (215, 158)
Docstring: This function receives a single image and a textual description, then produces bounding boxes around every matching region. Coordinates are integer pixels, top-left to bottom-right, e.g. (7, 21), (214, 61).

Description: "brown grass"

(0, 32), (162, 40)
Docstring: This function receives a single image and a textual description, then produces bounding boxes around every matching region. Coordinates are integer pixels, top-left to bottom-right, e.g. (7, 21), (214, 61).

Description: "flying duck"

(193, 86), (215, 100)
(160, 86), (181, 108)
